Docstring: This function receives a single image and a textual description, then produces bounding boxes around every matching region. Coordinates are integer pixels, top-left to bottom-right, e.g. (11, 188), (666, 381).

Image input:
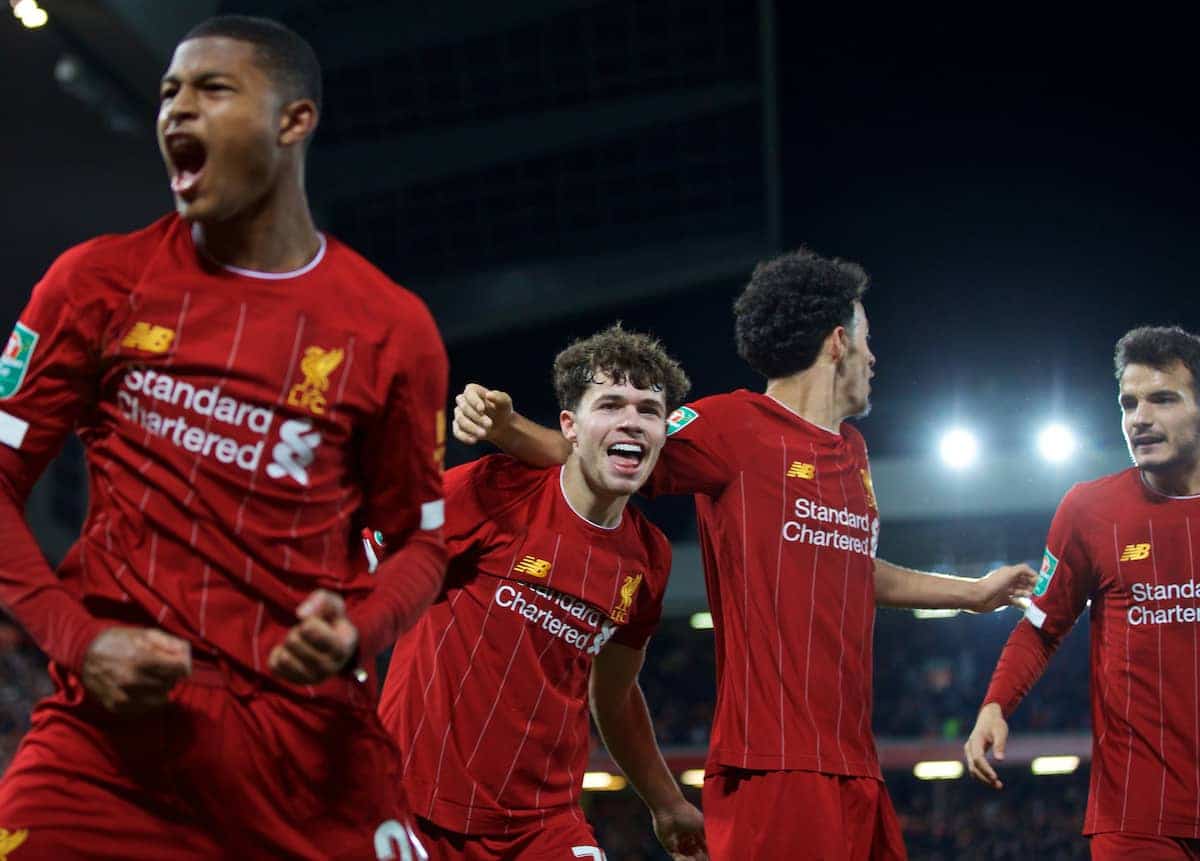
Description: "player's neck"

(560, 460), (627, 529)
(765, 370), (847, 433)
(1141, 463), (1200, 498)
(192, 183), (321, 274)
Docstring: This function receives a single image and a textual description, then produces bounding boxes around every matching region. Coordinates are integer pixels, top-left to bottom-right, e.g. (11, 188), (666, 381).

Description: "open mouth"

(607, 442), (645, 473)
(1132, 434), (1165, 448)
(166, 134), (208, 198)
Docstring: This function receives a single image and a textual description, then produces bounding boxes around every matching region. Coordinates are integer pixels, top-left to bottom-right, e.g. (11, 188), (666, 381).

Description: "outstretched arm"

(452, 383), (570, 467)
(964, 619), (1059, 788)
(873, 558), (1036, 612)
(591, 641), (708, 861)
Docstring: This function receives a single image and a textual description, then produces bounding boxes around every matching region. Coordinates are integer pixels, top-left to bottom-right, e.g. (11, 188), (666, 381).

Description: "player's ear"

(826, 325), (850, 363)
(560, 409), (579, 446)
(278, 98), (318, 147)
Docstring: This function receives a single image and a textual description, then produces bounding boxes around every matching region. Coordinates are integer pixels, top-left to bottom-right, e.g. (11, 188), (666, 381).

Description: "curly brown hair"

(553, 324), (691, 413)
(734, 247), (870, 379)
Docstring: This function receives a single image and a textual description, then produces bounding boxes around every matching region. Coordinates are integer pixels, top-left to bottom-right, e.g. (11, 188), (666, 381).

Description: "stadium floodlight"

(1031, 755), (1080, 775)
(938, 428), (979, 469)
(12, 0), (47, 27)
(690, 612), (713, 630)
(582, 772), (627, 791)
(1037, 423), (1077, 463)
(679, 769), (705, 788)
(913, 760), (964, 780)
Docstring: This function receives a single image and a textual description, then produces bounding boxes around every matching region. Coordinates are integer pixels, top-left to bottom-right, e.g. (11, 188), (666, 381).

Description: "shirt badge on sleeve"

(1034, 547), (1059, 597)
(666, 405), (698, 436)
(0, 322), (38, 399)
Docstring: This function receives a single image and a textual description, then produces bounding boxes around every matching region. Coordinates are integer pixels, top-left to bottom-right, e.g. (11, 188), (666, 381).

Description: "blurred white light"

(582, 771), (627, 791)
(690, 612), (713, 630)
(680, 769), (705, 788)
(913, 608), (960, 620)
(19, 5), (47, 27)
(913, 760), (964, 780)
(12, 0), (37, 18)
(1031, 755), (1080, 775)
(1037, 423), (1077, 463)
(939, 428), (979, 469)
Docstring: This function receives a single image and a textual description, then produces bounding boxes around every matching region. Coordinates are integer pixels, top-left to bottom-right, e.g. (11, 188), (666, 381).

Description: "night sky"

(5, 10), (1197, 468)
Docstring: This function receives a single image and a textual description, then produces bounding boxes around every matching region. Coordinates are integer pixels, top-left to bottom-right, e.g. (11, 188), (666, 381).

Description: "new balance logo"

(1120, 543), (1151, 562)
(121, 322), (175, 354)
(786, 461), (815, 479)
(266, 418), (323, 486)
(514, 556), (552, 578)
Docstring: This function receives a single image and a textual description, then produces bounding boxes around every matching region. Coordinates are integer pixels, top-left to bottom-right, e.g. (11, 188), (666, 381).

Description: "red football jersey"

(989, 469), (1200, 838)
(644, 390), (881, 776)
(0, 215), (448, 702)
(379, 455), (671, 834)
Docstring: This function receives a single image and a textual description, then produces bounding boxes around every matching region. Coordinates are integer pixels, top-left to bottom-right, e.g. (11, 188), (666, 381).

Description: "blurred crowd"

(636, 607), (1091, 749)
(0, 621), (53, 770)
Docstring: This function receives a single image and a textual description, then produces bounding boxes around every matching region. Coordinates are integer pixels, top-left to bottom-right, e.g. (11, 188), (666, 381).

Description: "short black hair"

(1114, 325), (1200, 394)
(733, 247), (870, 379)
(553, 324), (691, 413)
(182, 15), (322, 111)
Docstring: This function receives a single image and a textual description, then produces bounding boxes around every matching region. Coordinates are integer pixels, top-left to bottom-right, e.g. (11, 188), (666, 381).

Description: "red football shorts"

(0, 663), (424, 861)
(1091, 832), (1200, 860)
(411, 811), (606, 861)
(702, 767), (907, 861)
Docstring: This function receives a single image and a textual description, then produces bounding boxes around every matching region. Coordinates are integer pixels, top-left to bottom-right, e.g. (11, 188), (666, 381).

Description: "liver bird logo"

(0, 828), (28, 859)
(610, 573), (644, 624)
(287, 346), (345, 416)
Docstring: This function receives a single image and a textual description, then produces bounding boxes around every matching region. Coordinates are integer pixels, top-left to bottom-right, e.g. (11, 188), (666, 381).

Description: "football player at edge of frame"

(0, 15), (445, 860)
(967, 325), (1200, 861)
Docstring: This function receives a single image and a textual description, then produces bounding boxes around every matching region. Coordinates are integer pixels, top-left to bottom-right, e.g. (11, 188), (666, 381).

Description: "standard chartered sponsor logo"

(266, 419), (322, 486)
(781, 496), (878, 557)
(494, 582), (616, 655)
(118, 368), (322, 486)
(1128, 580), (1200, 627)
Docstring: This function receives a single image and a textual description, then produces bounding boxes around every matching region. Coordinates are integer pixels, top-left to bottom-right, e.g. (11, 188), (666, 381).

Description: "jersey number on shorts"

(374, 820), (428, 861)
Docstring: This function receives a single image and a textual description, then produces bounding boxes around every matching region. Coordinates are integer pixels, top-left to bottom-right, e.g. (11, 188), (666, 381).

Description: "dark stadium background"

(4, 4), (1197, 858)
